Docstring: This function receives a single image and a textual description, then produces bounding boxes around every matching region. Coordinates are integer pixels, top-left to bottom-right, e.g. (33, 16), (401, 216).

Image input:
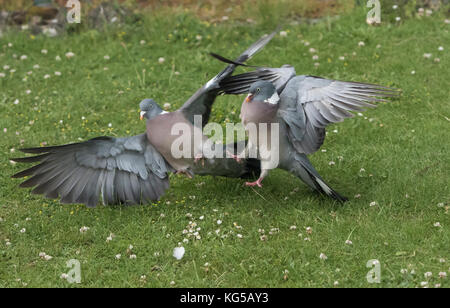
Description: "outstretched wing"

(278, 75), (400, 154)
(11, 134), (172, 207)
(218, 65), (296, 95)
(180, 30), (278, 127)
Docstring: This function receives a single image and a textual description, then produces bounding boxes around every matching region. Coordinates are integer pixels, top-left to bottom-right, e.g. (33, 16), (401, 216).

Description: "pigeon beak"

(140, 110), (146, 120)
(245, 93), (254, 103)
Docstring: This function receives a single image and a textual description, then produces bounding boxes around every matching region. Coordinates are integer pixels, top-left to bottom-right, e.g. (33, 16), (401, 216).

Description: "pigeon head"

(245, 81), (279, 104)
(139, 99), (165, 120)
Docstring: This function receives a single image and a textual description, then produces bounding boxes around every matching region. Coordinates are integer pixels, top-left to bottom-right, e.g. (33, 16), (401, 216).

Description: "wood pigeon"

(213, 55), (400, 201)
(10, 31), (278, 207)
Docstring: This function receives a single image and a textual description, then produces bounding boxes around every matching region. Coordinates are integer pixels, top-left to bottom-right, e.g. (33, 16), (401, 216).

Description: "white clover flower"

(163, 102), (171, 109)
(9, 69), (16, 73)
(424, 272), (432, 278)
(44, 74), (51, 79)
(196, 35), (202, 41)
(8, 43), (12, 47)
(158, 57), (165, 63)
(55, 55), (61, 61)
(6, 241), (11, 246)
(438, 272), (447, 278)
(438, 46), (443, 51)
(314, 62), (320, 67)
(400, 269), (408, 274)
(20, 228), (26, 233)
(0, 72), (5, 78)
(129, 254), (137, 259)
(115, 254), (121, 260)
(339, 56), (345, 61)
(345, 240), (353, 245)
(312, 55), (319, 60)
(60, 273), (69, 279)
(319, 253), (328, 260)
(20, 55), (27, 60)
(170, 281), (175, 285)
(370, 201), (377, 207)
(13, 99), (19, 105)
(279, 31), (287, 37)
(54, 71), (61, 76)
(236, 234), (243, 239)
(41, 49), (48, 54)
(140, 40), (146, 45)
(411, 70), (415, 75)
(290, 225), (297, 230)
(217, 219), (222, 225)
(433, 222), (441, 227)
(392, 5), (398, 9)
(128, 244), (133, 250)
(65, 52), (75, 59)
(395, 17), (401, 22)
(329, 161), (335, 166)
(309, 48), (316, 53)
(25, 90), (31, 95)
(33, 64), (40, 69)
(358, 41), (365, 47)
(423, 53), (432, 59)
(434, 58), (440, 63)
(79, 226), (90, 233)
(334, 281), (339, 286)
(44, 255), (53, 261)
(104, 55), (110, 60)
(173, 247), (185, 260)
(108, 123), (112, 128)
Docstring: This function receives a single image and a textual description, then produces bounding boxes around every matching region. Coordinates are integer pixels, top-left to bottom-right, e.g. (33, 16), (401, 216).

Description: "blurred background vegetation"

(0, 0), (448, 30)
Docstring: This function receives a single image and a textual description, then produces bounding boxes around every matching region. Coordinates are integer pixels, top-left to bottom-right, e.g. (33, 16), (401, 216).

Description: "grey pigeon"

(214, 55), (399, 201)
(10, 32), (278, 207)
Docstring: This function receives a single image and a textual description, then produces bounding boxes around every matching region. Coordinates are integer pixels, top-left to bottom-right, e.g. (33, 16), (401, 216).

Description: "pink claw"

(245, 180), (263, 188)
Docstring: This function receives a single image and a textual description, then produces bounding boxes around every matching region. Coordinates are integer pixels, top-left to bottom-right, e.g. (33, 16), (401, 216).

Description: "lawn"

(0, 4), (449, 288)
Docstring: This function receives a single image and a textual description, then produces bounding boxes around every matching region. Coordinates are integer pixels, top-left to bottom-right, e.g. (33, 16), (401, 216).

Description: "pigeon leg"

(176, 170), (193, 179)
(194, 153), (205, 166)
(227, 150), (243, 163)
(245, 169), (269, 188)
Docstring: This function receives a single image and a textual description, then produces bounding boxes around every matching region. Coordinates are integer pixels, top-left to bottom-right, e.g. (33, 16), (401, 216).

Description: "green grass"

(0, 7), (449, 288)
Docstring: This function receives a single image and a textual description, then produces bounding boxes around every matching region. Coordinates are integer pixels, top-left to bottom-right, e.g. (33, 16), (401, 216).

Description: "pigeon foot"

(226, 150), (242, 163)
(245, 179), (263, 188)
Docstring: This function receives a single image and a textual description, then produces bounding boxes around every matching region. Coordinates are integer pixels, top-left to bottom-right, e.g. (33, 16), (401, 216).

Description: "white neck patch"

(264, 91), (280, 105)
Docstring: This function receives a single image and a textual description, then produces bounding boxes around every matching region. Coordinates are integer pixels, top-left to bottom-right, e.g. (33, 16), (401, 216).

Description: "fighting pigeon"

(10, 32), (278, 207)
(213, 55), (399, 201)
